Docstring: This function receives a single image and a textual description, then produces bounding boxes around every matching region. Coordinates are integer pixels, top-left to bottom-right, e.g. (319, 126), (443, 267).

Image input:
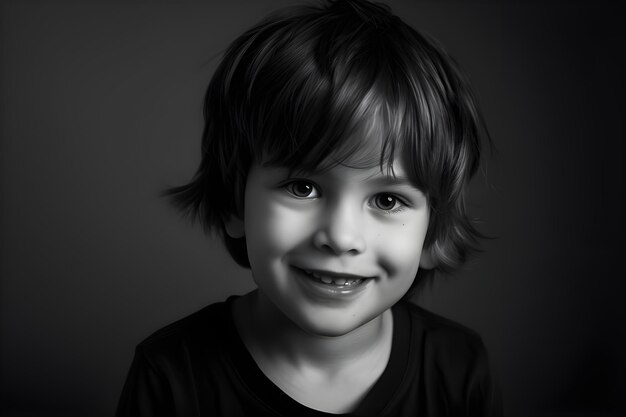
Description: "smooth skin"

(227, 158), (432, 413)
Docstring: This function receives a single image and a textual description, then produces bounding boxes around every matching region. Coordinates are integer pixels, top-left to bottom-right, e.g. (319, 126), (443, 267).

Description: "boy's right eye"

(284, 180), (320, 199)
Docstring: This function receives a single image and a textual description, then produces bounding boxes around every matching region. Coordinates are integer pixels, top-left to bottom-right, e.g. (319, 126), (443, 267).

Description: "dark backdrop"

(1, 1), (624, 416)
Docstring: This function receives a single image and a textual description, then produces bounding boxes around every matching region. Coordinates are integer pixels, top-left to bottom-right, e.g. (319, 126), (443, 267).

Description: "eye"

(372, 193), (405, 212)
(285, 180), (319, 199)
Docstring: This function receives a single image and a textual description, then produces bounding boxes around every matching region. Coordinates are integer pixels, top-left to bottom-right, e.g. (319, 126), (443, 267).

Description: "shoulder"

(117, 300), (237, 416)
(135, 299), (232, 363)
(398, 302), (503, 415)
(403, 300), (484, 346)
(400, 301), (489, 372)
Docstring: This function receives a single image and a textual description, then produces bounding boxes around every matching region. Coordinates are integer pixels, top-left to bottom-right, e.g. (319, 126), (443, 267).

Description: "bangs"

(263, 82), (405, 177)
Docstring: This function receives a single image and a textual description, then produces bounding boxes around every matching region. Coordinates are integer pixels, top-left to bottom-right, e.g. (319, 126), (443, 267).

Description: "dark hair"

(166, 0), (490, 297)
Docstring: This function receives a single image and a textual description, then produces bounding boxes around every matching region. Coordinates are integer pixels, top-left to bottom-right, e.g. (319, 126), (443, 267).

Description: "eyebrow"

(366, 175), (423, 192)
(370, 175), (410, 185)
(290, 167), (425, 193)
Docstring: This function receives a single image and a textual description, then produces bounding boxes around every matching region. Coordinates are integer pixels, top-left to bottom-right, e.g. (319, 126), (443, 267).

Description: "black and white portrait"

(1, 1), (624, 416)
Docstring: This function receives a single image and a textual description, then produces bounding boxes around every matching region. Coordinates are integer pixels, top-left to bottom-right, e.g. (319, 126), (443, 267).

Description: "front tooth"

(332, 278), (347, 285)
(320, 276), (333, 284)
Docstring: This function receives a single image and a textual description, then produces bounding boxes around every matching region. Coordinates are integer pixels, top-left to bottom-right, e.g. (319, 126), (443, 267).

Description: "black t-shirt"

(116, 297), (502, 416)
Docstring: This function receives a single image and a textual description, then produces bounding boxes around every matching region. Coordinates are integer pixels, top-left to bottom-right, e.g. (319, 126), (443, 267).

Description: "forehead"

(323, 117), (388, 170)
(270, 106), (401, 174)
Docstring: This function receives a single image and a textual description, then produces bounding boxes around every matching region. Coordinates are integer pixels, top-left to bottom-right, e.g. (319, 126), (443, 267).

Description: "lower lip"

(292, 267), (371, 300)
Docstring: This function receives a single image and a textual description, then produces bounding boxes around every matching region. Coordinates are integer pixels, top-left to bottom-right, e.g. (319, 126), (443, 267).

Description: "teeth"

(304, 270), (363, 286)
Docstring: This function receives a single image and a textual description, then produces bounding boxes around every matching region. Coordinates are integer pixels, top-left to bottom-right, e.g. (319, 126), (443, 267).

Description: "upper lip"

(294, 266), (375, 280)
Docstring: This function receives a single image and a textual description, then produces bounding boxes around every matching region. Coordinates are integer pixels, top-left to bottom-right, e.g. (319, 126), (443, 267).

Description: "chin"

(294, 309), (381, 338)
(302, 323), (361, 338)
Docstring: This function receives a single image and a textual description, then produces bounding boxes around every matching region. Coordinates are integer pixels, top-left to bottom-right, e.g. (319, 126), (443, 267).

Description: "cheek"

(245, 198), (313, 259)
(374, 218), (428, 276)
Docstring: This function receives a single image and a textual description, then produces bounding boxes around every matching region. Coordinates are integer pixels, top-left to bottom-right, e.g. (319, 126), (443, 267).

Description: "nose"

(312, 199), (366, 256)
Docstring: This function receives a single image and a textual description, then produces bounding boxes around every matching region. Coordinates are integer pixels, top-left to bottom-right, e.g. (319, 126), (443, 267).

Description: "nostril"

(313, 230), (366, 256)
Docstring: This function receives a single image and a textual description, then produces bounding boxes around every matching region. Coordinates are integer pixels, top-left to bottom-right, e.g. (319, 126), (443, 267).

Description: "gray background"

(1, 0), (625, 416)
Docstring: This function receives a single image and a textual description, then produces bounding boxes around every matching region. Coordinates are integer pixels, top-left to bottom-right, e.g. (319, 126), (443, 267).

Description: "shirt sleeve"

(425, 324), (504, 417)
(466, 341), (504, 417)
(116, 346), (177, 417)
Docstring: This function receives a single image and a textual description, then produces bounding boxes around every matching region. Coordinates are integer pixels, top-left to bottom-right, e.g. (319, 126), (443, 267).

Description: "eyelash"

(283, 180), (320, 199)
(282, 180), (409, 214)
(370, 193), (409, 214)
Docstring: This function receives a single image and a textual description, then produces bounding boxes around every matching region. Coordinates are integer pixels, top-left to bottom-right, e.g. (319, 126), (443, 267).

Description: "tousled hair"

(166, 0), (490, 297)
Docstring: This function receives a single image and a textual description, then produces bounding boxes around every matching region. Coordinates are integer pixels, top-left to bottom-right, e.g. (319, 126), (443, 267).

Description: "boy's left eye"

(284, 180), (319, 199)
(372, 194), (405, 212)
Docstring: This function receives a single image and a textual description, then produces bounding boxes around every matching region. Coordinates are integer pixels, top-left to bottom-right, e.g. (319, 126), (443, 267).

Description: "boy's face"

(230, 156), (431, 337)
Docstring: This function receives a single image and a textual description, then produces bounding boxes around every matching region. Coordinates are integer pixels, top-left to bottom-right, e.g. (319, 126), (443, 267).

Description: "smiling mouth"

(298, 268), (369, 287)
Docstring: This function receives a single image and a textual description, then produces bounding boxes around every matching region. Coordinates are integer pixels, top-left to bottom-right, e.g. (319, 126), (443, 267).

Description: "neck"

(232, 289), (393, 375)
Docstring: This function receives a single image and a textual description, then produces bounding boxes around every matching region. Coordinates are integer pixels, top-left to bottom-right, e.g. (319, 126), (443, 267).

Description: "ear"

(224, 215), (245, 239)
(419, 246), (436, 269)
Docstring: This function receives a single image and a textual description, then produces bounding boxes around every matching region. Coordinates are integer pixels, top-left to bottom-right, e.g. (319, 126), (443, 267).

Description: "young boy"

(117, 0), (502, 415)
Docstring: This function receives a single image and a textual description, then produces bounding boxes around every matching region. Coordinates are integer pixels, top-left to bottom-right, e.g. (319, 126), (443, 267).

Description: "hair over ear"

(224, 216), (245, 239)
(419, 246), (436, 269)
